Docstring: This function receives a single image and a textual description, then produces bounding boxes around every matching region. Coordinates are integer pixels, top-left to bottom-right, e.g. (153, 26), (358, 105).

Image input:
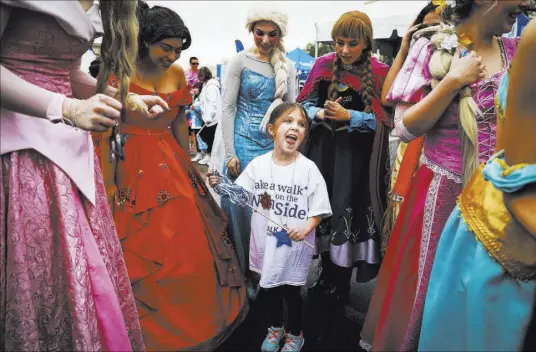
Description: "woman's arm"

(171, 107), (189, 153)
(221, 54), (242, 164)
(502, 20), (536, 235)
(402, 50), (485, 137)
(284, 62), (297, 102)
(0, 5), (120, 130)
(504, 22), (536, 166)
(381, 25), (421, 106)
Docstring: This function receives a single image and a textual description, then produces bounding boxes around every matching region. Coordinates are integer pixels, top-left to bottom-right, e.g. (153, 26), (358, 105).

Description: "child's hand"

(206, 171), (221, 188)
(287, 227), (309, 242)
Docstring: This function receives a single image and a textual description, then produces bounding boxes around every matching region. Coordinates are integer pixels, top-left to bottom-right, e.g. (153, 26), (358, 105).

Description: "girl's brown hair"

(268, 102), (309, 130)
(329, 11), (375, 114)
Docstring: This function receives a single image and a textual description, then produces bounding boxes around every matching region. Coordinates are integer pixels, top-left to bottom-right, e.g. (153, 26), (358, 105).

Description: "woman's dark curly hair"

(137, 0), (191, 57)
(441, 0), (475, 25)
(414, 1), (440, 26)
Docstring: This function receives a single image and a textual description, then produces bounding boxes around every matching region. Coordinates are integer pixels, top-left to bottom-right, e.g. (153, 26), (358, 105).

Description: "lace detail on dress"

(359, 338), (373, 351)
(422, 157), (462, 184)
(417, 172), (442, 297)
(473, 76), (501, 162)
(396, 119), (418, 142)
(472, 38), (505, 162)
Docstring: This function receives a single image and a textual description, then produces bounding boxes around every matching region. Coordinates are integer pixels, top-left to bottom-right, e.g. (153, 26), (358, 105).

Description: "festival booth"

(286, 48), (315, 94)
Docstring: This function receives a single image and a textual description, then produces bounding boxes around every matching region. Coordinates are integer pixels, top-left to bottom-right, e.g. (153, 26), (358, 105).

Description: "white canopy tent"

(313, 0), (429, 58)
(314, 12), (417, 57)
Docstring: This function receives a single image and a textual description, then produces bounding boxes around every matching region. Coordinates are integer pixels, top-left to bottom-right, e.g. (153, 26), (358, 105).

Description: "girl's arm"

(288, 216), (321, 241)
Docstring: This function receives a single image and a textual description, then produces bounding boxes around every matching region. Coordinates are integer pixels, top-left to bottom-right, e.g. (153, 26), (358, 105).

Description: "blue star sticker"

(273, 229), (292, 248)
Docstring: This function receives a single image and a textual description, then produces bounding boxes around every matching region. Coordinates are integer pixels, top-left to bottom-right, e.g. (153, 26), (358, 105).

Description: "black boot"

(329, 266), (353, 305)
(308, 252), (334, 299)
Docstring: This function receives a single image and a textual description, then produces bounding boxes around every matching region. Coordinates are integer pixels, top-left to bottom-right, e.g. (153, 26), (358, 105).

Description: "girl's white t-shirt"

(236, 151), (332, 288)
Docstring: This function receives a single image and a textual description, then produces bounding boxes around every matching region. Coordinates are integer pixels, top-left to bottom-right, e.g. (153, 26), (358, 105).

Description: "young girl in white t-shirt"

(208, 102), (332, 352)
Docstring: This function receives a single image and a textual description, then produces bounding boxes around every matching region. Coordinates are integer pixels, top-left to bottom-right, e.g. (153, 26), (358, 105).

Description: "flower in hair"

(458, 32), (474, 47)
(440, 34), (459, 52)
(433, 0), (456, 14)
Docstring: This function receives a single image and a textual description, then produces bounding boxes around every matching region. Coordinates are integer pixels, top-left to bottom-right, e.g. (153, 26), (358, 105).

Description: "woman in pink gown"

(0, 1), (167, 350)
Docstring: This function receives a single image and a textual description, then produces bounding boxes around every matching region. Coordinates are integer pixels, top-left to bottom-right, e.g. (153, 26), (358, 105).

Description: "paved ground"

(193, 158), (376, 351)
(217, 263), (375, 352)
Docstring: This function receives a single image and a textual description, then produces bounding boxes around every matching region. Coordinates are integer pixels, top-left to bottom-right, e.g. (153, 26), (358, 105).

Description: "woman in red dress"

(93, 2), (248, 350)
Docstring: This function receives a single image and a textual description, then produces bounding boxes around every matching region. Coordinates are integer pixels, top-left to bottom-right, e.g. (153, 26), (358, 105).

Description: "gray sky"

(147, 1), (430, 68)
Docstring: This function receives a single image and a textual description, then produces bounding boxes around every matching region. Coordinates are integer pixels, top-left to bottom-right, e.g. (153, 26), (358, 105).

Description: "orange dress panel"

(93, 77), (248, 351)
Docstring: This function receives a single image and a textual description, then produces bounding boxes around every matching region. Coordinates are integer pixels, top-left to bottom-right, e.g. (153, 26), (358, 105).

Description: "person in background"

(190, 81), (209, 162)
(93, 2), (248, 350)
(186, 55), (200, 92)
(195, 66), (222, 165)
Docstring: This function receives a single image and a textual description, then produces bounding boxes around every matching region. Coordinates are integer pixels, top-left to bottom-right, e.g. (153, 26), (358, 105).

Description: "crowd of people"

(0, 0), (534, 351)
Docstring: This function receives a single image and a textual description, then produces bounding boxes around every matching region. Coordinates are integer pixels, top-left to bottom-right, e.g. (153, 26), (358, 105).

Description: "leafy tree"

(304, 42), (333, 58)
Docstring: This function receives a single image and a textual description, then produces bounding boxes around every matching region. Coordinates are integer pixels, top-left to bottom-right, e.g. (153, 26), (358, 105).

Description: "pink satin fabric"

(0, 3), (143, 350)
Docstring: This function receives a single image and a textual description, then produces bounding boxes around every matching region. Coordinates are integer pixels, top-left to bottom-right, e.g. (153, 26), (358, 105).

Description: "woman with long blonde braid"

(213, 2), (296, 300)
(360, 1), (529, 351)
(0, 0), (169, 350)
(298, 11), (391, 304)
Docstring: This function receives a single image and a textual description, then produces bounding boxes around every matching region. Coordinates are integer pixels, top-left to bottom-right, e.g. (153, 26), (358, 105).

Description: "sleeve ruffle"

(386, 37), (433, 104)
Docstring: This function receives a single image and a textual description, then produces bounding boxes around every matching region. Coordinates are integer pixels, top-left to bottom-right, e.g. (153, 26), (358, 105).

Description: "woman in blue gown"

(418, 19), (536, 352)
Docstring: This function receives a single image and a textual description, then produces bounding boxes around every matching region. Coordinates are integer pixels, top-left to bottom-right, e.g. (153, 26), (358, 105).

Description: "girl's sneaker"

(281, 332), (304, 352)
(261, 326), (285, 352)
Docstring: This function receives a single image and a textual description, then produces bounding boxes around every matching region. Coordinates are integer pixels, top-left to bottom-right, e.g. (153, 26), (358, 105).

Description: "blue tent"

(286, 48), (314, 80)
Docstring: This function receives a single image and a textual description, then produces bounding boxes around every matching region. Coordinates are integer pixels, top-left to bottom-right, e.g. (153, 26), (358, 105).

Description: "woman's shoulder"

(169, 62), (186, 78)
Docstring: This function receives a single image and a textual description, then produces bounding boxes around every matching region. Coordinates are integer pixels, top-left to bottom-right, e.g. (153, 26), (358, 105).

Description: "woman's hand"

(206, 171), (221, 188)
(447, 50), (486, 89)
(287, 227), (309, 241)
(324, 97), (351, 121)
(62, 94), (122, 132)
(400, 24), (422, 55)
(226, 156), (241, 177)
(126, 94), (170, 120)
(315, 108), (326, 121)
